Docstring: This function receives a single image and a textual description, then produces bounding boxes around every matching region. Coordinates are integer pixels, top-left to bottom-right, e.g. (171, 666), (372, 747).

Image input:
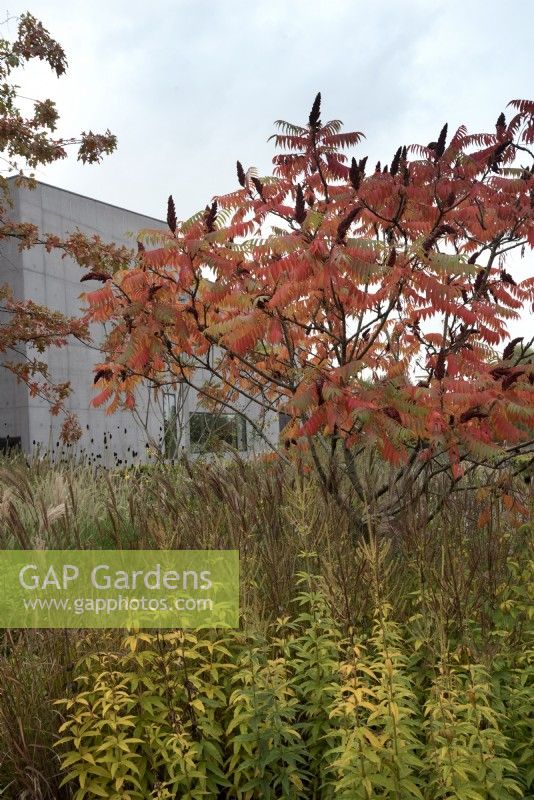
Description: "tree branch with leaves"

(86, 92), (534, 522)
(0, 12), (122, 442)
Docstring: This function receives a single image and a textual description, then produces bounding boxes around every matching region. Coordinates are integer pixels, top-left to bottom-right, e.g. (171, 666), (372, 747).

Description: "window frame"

(162, 390), (180, 459)
(188, 410), (247, 454)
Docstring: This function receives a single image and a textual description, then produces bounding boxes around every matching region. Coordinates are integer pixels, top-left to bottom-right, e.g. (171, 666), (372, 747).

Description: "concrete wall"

(0, 180), (279, 463)
(0, 184), (168, 466)
(0, 188), (30, 451)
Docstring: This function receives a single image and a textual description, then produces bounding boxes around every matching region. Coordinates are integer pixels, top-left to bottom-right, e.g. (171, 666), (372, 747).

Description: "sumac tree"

(86, 93), (534, 522)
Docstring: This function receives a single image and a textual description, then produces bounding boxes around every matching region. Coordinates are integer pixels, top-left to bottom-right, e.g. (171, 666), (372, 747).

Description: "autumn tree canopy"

(84, 93), (534, 514)
(0, 12), (127, 441)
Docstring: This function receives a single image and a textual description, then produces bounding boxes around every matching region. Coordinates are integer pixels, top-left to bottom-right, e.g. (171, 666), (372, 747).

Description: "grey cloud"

(2, 0), (533, 225)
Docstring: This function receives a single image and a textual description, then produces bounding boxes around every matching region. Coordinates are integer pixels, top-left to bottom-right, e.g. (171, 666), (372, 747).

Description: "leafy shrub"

(0, 458), (532, 798)
(54, 557), (532, 799)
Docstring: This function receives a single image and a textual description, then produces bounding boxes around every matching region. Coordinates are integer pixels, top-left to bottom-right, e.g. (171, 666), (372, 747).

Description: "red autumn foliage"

(85, 93), (534, 510)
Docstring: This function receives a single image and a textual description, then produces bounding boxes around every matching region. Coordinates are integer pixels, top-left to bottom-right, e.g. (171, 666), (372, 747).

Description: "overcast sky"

(5, 0), (534, 225)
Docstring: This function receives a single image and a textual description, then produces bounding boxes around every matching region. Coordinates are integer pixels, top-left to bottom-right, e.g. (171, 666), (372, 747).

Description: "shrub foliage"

(0, 457), (532, 799)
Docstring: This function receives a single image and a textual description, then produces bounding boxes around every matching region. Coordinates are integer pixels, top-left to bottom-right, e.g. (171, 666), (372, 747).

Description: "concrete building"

(0, 180), (278, 464)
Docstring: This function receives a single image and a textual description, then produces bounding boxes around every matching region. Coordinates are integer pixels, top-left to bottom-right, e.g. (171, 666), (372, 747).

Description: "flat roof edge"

(6, 176), (165, 225)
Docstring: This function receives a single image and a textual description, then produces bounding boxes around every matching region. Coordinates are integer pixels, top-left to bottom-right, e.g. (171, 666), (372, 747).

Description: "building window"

(162, 392), (179, 458)
(278, 413), (292, 436)
(0, 436), (22, 454)
(189, 412), (247, 453)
